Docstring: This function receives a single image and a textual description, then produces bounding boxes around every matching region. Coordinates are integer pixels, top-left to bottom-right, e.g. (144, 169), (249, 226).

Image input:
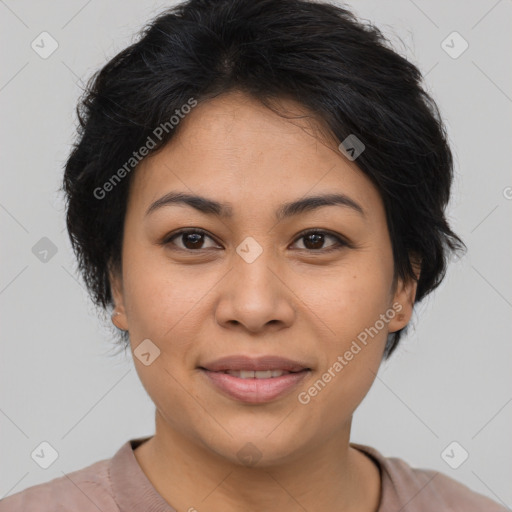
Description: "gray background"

(1, 0), (511, 506)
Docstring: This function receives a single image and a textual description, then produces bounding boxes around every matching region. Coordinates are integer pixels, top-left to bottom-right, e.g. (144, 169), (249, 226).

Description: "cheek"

(121, 247), (226, 355)
(121, 255), (203, 419)
(298, 306), (387, 428)
(299, 260), (391, 394)
(299, 260), (392, 339)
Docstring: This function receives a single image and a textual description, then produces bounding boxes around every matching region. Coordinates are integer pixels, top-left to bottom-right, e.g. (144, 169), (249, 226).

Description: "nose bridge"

(214, 233), (295, 331)
(232, 234), (278, 297)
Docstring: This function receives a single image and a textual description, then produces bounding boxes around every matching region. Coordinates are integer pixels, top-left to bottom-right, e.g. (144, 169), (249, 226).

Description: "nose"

(214, 243), (296, 334)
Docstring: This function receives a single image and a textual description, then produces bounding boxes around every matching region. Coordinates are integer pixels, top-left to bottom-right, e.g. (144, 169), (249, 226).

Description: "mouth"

(198, 355), (311, 403)
(212, 369), (302, 379)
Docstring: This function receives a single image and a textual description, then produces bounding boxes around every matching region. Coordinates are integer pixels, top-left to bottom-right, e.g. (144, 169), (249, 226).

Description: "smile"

(221, 369), (294, 379)
(198, 354), (312, 403)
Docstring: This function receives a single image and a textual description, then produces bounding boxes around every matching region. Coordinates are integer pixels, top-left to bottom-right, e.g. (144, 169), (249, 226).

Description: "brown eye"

(292, 230), (347, 252)
(163, 228), (348, 253)
(165, 229), (219, 251)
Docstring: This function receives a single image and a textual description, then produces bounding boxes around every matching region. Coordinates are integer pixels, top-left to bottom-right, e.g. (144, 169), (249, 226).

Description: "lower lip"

(200, 369), (310, 403)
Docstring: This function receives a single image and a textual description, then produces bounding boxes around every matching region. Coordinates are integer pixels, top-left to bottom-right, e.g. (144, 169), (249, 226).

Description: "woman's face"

(110, 90), (418, 465)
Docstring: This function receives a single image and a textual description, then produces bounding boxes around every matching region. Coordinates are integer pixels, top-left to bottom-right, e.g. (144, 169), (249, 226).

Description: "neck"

(133, 411), (381, 512)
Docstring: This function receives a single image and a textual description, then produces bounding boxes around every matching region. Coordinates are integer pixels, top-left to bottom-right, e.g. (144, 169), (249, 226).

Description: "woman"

(1, 0), (506, 510)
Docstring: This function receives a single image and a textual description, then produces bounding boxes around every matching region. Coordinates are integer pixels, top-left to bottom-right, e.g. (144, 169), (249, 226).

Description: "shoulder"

(0, 457), (118, 512)
(389, 456), (507, 511)
(352, 443), (508, 512)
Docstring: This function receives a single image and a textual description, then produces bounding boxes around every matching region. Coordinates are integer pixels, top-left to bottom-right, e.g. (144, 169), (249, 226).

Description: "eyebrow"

(145, 191), (366, 221)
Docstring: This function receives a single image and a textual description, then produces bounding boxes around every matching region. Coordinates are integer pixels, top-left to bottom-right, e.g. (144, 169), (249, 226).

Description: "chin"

(202, 426), (310, 468)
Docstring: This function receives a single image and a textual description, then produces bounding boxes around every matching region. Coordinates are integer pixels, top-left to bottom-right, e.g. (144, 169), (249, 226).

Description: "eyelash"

(162, 228), (350, 254)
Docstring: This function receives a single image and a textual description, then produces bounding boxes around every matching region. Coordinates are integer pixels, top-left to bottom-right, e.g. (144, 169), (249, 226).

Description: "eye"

(291, 229), (348, 253)
(163, 228), (349, 253)
(164, 228), (220, 251)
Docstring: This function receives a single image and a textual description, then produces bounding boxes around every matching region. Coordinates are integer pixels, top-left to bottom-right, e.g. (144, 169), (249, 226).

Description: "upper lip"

(199, 355), (311, 372)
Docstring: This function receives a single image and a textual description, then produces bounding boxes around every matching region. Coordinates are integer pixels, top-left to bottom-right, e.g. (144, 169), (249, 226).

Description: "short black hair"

(62, 0), (466, 359)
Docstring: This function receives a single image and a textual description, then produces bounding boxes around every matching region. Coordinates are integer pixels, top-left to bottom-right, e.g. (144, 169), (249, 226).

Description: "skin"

(110, 90), (420, 512)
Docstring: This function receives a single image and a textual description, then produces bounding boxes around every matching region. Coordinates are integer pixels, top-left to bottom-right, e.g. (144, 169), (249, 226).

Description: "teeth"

(225, 370), (290, 379)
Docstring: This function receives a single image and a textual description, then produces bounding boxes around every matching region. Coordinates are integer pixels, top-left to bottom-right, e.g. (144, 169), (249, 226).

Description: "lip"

(200, 368), (310, 403)
(199, 355), (311, 372)
(198, 355), (312, 404)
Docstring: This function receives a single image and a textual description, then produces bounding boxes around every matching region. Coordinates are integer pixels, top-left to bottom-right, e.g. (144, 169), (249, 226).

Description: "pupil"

(184, 233), (203, 249)
(305, 233), (323, 249)
(180, 232), (326, 250)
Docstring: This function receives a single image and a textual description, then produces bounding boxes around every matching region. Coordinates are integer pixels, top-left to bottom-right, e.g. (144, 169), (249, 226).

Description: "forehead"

(127, 91), (383, 222)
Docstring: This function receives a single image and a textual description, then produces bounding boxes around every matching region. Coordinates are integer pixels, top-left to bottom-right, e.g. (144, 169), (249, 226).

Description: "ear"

(109, 263), (129, 331)
(387, 254), (421, 334)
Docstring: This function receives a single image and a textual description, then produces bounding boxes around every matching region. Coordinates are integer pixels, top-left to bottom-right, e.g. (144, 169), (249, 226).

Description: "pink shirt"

(0, 436), (507, 511)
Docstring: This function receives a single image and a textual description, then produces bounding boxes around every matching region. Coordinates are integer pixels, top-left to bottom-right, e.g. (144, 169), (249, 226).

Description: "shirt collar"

(109, 436), (401, 512)
(110, 435), (177, 512)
